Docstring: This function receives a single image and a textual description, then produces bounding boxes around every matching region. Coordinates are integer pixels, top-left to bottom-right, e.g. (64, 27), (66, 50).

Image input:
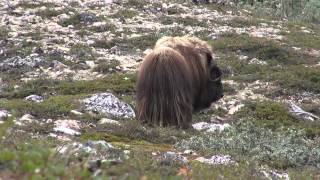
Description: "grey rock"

(260, 169), (289, 180)
(289, 100), (319, 121)
(53, 126), (81, 136)
(49, 60), (68, 71)
(193, 0), (228, 4)
(192, 122), (231, 133)
(25, 95), (44, 103)
(98, 118), (121, 125)
(57, 140), (124, 168)
(53, 119), (81, 136)
(0, 55), (44, 71)
(0, 110), (11, 121)
(195, 155), (236, 165)
(83, 93), (135, 119)
(160, 151), (188, 165)
(85, 0), (120, 7)
(15, 114), (36, 126)
(79, 12), (98, 24)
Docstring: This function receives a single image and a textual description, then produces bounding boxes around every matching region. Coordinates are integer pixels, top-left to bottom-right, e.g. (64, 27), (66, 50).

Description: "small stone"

(56, 140), (122, 163)
(192, 122), (231, 133)
(16, 114), (36, 125)
(161, 151), (188, 165)
(53, 126), (81, 136)
(70, 110), (83, 115)
(87, 40), (95, 45)
(53, 120), (81, 136)
(50, 60), (68, 71)
(183, 150), (197, 155)
(0, 110), (11, 120)
(301, 29), (311, 33)
(55, 119), (81, 129)
(58, 14), (70, 22)
(98, 118), (121, 125)
(260, 169), (289, 180)
(238, 55), (248, 60)
(195, 155), (236, 165)
(228, 104), (245, 114)
(143, 49), (152, 55)
(79, 12), (98, 24)
(249, 58), (267, 65)
(85, 61), (95, 68)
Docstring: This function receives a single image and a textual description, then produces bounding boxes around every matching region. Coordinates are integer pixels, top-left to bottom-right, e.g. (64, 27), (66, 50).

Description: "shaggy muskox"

(136, 36), (223, 128)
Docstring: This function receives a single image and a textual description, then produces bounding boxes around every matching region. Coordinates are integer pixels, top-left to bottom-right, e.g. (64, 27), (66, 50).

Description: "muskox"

(136, 36), (223, 128)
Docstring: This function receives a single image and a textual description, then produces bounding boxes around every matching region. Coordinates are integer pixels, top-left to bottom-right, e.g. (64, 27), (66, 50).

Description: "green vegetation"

(2, 40), (42, 59)
(125, 0), (146, 8)
(58, 13), (102, 28)
(212, 34), (320, 95)
(0, 95), (78, 118)
(2, 73), (136, 99)
(121, 34), (161, 50)
(0, 140), (91, 179)
(175, 120), (320, 169)
(92, 37), (115, 49)
(70, 43), (96, 61)
(0, 26), (8, 40)
(236, 100), (320, 137)
(193, 108), (228, 122)
(272, 65), (320, 94)
(16, 2), (56, 9)
(223, 17), (267, 28)
(112, 9), (138, 19)
(36, 7), (66, 18)
(89, 21), (116, 33)
(225, 0), (320, 23)
(0, 138), (266, 179)
(93, 60), (120, 73)
(212, 34), (316, 65)
(161, 16), (207, 27)
(1, 0), (320, 178)
(82, 120), (197, 145)
(283, 23), (320, 49)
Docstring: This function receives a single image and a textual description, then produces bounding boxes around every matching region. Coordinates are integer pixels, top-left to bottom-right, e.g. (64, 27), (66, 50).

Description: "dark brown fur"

(136, 36), (223, 128)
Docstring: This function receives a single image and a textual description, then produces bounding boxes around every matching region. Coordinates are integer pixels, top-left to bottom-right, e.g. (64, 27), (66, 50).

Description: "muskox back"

(136, 47), (193, 128)
(136, 36), (223, 128)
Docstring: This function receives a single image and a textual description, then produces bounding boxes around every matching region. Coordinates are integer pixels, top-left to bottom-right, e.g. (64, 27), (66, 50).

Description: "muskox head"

(192, 52), (223, 111)
(207, 53), (223, 101)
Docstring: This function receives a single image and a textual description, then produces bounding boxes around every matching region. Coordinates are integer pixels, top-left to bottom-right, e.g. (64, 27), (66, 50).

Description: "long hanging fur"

(136, 36), (223, 128)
